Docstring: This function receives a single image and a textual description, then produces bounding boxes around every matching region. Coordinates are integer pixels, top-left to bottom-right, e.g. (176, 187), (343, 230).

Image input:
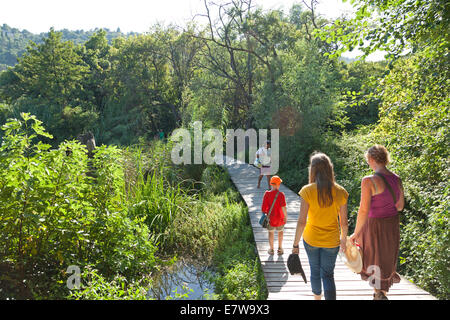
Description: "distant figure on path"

(77, 131), (96, 158)
(350, 145), (404, 300)
(261, 176), (287, 255)
(256, 140), (271, 189)
(292, 152), (349, 300)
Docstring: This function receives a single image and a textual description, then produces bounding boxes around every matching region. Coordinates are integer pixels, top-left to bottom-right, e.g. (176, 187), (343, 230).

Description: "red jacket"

(262, 190), (286, 227)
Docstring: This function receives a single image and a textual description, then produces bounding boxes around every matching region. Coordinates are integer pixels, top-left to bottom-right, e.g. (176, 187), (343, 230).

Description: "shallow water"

(148, 260), (215, 300)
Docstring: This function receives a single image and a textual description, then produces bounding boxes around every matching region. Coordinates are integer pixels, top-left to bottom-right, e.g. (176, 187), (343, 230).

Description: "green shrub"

(162, 165), (267, 300)
(212, 259), (265, 300)
(68, 266), (151, 300)
(0, 113), (158, 299)
(166, 193), (243, 261)
(210, 223), (267, 300)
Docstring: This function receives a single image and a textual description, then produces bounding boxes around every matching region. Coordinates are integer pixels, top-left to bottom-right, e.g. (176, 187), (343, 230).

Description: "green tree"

(321, 0), (448, 62)
(252, 38), (343, 188)
(0, 29), (97, 143)
(339, 60), (386, 129)
(78, 29), (112, 114)
(99, 34), (178, 145)
(1, 29), (88, 105)
(189, 0), (298, 129)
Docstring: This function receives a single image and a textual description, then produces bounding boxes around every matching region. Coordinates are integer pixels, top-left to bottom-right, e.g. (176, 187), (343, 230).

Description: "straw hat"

(343, 236), (362, 273)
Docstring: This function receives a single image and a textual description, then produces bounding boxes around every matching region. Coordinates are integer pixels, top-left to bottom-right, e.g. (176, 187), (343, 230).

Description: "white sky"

(0, 0), (383, 60)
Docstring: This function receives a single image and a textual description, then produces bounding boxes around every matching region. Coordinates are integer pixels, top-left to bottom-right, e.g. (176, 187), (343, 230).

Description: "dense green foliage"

(0, 24), (136, 71)
(0, 113), (264, 299)
(322, 0), (448, 61)
(200, 166), (267, 299)
(372, 51), (449, 298)
(0, 0), (448, 299)
(0, 26), (197, 145)
(0, 114), (158, 298)
(317, 0), (449, 299)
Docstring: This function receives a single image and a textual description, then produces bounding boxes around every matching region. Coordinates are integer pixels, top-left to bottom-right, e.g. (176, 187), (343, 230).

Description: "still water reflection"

(148, 259), (215, 300)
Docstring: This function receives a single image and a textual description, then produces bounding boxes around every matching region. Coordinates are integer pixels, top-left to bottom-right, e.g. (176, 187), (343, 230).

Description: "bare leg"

(257, 175), (263, 188)
(314, 294), (322, 300)
(266, 175), (271, 189)
(278, 231), (283, 250)
(268, 231), (274, 251)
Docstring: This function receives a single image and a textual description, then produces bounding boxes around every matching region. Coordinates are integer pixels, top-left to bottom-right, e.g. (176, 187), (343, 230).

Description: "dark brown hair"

(365, 144), (390, 166)
(308, 152), (335, 208)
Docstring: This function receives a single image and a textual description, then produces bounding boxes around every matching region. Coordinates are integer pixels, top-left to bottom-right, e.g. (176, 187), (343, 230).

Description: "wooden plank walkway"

(222, 156), (435, 300)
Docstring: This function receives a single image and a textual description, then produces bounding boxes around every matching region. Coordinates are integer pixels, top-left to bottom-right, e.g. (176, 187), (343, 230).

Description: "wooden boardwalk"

(222, 156), (435, 300)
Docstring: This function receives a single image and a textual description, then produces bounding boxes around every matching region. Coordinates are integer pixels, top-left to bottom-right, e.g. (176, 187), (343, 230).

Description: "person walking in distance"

(256, 141), (272, 189)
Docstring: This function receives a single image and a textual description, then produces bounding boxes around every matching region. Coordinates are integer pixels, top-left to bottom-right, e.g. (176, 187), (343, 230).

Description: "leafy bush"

(162, 165), (267, 299)
(166, 192), (244, 261)
(0, 113), (158, 299)
(0, 117), (268, 300)
(210, 219), (267, 300)
(212, 259), (265, 300)
(201, 165), (241, 202)
(68, 266), (151, 300)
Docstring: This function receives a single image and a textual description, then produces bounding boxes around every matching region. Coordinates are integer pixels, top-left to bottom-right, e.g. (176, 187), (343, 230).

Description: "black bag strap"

(267, 190), (280, 220)
(374, 172), (397, 204)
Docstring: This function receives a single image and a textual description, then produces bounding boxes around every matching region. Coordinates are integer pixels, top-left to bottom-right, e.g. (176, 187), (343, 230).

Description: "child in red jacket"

(261, 176), (287, 255)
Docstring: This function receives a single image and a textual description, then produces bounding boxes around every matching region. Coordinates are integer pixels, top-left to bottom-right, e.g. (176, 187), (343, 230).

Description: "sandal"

(268, 249), (274, 255)
(277, 248), (284, 255)
(373, 292), (388, 300)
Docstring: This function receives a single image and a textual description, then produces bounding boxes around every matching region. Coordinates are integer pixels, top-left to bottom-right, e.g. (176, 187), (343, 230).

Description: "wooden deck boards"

(222, 156), (435, 300)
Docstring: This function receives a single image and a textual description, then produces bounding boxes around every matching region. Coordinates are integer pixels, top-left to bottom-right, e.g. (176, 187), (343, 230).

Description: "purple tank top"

(369, 173), (401, 218)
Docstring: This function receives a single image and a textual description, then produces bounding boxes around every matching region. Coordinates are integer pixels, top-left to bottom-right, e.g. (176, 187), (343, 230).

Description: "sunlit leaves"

(0, 114), (157, 299)
(319, 0), (448, 62)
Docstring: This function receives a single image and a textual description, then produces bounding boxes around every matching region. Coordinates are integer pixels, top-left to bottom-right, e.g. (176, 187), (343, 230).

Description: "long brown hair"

(308, 152), (335, 207)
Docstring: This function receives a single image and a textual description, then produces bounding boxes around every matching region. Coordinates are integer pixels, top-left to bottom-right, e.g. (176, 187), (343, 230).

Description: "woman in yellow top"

(292, 152), (349, 300)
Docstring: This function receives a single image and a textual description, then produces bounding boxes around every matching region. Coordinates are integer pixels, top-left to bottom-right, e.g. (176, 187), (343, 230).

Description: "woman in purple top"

(350, 145), (405, 300)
